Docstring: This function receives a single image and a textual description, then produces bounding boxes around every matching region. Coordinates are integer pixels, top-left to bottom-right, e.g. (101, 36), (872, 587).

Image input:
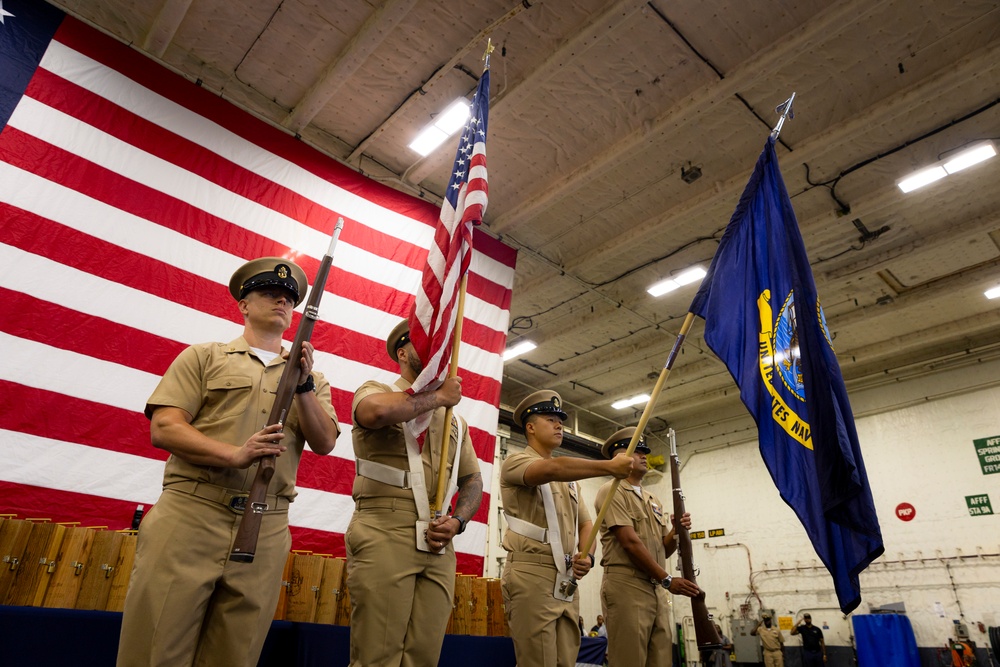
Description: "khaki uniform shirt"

(500, 447), (592, 559)
(350, 378), (480, 503)
(146, 336), (339, 499)
(758, 625), (784, 651)
(595, 480), (670, 571)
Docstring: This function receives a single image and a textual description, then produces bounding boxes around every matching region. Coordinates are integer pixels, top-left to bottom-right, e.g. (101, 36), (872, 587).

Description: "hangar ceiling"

(49, 0), (1000, 448)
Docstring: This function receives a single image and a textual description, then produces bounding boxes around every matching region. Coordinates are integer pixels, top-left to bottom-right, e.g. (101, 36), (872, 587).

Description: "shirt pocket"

(204, 375), (253, 420)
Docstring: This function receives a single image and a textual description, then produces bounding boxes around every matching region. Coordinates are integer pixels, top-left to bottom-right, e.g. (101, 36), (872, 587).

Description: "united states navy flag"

(690, 136), (884, 613)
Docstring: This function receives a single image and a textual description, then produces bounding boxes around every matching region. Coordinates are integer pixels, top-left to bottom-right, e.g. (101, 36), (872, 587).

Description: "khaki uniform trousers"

(602, 568), (672, 667)
(345, 499), (456, 667)
(764, 648), (785, 667)
(501, 554), (581, 667)
(116, 489), (291, 667)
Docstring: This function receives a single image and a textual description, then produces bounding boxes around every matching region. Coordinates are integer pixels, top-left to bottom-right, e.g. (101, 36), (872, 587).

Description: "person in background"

(751, 612), (785, 667)
(790, 613), (826, 666)
(591, 614), (606, 636)
(709, 622), (734, 667)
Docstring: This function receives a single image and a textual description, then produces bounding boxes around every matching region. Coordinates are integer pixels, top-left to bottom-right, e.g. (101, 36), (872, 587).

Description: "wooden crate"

(42, 525), (96, 609)
(486, 578), (508, 636)
(284, 552), (325, 623)
(4, 520), (66, 607)
(315, 556), (346, 625)
(105, 532), (137, 612)
(449, 574), (473, 635)
(76, 529), (125, 610)
(273, 552), (295, 620)
(335, 561), (352, 626)
(0, 519), (38, 603)
(469, 576), (488, 636)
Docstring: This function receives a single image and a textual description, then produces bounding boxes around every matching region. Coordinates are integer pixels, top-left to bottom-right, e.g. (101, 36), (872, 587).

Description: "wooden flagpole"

(431, 273), (469, 515)
(578, 311), (696, 557)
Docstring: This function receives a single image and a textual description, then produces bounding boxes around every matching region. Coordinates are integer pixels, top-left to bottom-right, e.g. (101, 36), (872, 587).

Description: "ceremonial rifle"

(669, 429), (723, 650)
(230, 217), (344, 563)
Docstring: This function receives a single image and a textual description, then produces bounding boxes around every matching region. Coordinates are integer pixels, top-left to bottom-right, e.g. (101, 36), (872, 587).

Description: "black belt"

(168, 481), (290, 513)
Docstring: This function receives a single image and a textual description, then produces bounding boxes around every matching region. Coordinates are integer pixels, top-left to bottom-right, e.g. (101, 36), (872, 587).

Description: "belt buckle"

(228, 494), (249, 512)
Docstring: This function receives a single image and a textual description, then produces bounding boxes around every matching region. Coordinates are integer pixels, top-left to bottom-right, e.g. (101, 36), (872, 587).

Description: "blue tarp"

(853, 614), (920, 667)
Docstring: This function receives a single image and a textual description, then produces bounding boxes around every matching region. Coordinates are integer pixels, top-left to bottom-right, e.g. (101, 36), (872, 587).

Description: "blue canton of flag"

(0, 0), (64, 130)
(690, 136), (884, 614)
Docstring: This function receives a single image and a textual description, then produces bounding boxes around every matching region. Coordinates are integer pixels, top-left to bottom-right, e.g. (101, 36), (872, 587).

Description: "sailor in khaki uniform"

(752, 613), (786, 667)
(118, 257), (340, 667)
(500, 390), (633, 667)
(595, 428), (700, 667)
(346, 320), (483, 667)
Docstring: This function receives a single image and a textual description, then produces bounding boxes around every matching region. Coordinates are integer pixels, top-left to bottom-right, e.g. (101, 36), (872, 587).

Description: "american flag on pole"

(0, 0), (514, 575)
(406, 68), (490, 437)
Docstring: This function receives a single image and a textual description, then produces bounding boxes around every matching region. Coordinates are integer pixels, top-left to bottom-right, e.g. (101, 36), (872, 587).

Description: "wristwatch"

(450, 515), (467, 534)
(660, 574), (673, 589)
(295, 375), (315, 393)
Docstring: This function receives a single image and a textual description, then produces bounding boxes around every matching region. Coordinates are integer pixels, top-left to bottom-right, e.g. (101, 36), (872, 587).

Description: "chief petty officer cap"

(761, 612), (772, 619)
(229, 257), (308, 307)
(601, 426), (651, 459)
(513, 390), (568, 428)
(386, 319), (411, 363)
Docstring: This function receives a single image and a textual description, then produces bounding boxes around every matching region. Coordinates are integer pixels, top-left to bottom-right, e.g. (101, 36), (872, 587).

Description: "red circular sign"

(895, 503), (916, 521)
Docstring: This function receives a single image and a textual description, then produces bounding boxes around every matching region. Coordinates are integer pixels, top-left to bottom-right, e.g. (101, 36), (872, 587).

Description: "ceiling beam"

(283, 0), (420, 133)
(346, 0), (533, 163)
(401, 0), (648, 185)
(142, 0), (193, 57)
(510, 37), (1000, 304)
(486, 0), (891, 234)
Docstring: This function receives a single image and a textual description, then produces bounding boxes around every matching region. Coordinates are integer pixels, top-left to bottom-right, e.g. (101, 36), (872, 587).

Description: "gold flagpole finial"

(482, 38), (495, 69)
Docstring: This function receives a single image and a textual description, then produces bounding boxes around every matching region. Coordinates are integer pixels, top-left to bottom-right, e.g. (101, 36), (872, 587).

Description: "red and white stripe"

(406, 73), (489, 440)
(0, 17), (514, 574)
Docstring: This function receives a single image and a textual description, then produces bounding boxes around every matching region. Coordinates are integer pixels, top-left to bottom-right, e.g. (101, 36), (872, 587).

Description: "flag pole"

(432, 273), (469, 515)
(579, 312), (696, 558)
(771, 92), (796, 139)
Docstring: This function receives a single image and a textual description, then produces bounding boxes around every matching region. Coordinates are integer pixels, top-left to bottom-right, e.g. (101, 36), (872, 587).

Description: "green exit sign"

(966, 494), (993, 516)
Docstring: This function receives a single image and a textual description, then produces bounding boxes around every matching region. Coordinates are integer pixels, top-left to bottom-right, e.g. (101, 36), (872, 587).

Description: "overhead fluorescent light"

(647, 278), (680, 297)
(985, 286), (1000, 300)
(611, 394), (649, 410)
(435, 99), (471, 134)
(409, 126), (449, 157)
(408, 98), (471, 157)
(897, 140), (996, 193)
(897, 166), (947, 193)
(674, 266), (706, 285)
(647, 265), (706, 297)
(943, 141), (997, 174)
(503, 340), (536, 361)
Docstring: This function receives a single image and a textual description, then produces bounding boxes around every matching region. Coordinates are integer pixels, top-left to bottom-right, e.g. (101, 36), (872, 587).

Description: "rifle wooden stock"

(230, 218), (344, 563)
(669, 433), (722, 650)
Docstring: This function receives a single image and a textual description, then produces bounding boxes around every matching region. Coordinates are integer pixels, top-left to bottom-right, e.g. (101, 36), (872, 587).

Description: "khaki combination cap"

(229, 257), (307, 306)
(386, 319), (411, 362)
(513, 390), (568, 428)
(601, 427), (651, 459)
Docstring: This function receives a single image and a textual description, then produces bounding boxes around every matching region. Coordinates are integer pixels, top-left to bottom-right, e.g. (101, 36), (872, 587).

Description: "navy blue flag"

(690, 136), (884, 613)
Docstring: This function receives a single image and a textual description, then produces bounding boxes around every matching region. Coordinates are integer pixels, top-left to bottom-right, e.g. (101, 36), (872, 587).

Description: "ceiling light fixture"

(897, 140), (996, 193)
(408, 98), (471, 157)
(503, 340), (536, 361)
(647, 266), (707, 297)
(611, 394), (650, 410)
(985, 286), (1000, 300)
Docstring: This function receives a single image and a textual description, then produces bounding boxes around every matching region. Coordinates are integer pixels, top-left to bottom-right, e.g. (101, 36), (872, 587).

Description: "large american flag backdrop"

(0, 1), (516, 575)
